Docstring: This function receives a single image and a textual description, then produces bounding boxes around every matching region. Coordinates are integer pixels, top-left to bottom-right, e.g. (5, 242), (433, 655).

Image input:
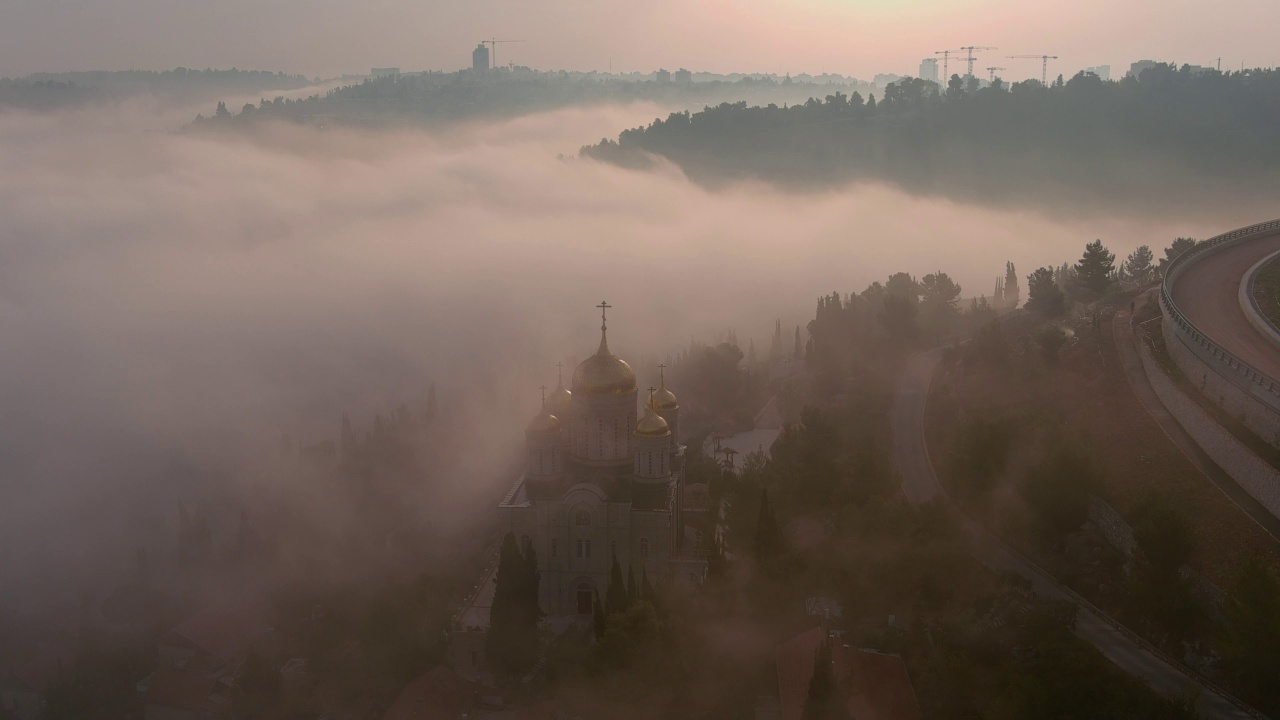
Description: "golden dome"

(547, 383), (572, 419)
(526, 410), (560, 435)
(572, 331), (636, 396)
(636, 405), (671, 437)
(651, 385), (678, 411)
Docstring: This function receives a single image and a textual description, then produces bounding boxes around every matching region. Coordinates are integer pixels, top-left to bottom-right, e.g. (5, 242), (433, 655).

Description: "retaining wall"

(1137, 326), (1280, 518)
(1161, 219), (1280, 448)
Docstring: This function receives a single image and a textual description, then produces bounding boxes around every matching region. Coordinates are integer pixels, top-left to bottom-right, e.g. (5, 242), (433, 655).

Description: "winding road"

(891, 350), (1262, 719)
(1172, 231), (1280, 378)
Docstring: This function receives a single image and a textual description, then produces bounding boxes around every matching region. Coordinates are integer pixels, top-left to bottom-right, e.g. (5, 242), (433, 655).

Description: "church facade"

(499, 304), (706, 617)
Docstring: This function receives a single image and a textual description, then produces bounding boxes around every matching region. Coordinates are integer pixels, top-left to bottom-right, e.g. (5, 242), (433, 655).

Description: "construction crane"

(934, 50), (963, 81)
(986, 66), (1006, 83)
(958, 46), (997, 77)
(482, 39), (525, 69)
(1008, 54), (1060, 85)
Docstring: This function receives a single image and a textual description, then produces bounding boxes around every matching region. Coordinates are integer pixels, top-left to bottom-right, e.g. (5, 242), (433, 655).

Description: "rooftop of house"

(381, 666), (475, 720)
(160, 595), (273, 664)
(775, 626), (923, 720)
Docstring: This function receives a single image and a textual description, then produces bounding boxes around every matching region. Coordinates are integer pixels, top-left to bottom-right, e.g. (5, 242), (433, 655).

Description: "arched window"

(575, 510), (591, 526)
(640, 537), (649, 559)
(576, 539), (591, 559)
(576, 583), (592, 615)
(551, 538), (558, 557)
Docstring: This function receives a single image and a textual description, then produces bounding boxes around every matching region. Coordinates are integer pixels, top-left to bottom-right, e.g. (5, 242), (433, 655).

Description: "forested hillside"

(191, 70), (871, 128)
(583, 64), (1280, 209)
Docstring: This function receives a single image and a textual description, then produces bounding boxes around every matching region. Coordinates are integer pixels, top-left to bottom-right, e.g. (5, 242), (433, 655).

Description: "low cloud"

(0, 98), (1262, 615)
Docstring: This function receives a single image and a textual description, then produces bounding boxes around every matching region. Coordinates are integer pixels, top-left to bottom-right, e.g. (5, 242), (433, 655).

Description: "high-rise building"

(472, 44), (490, 72)
(1127, 60), (1158, 80)
(919, 58), (939, 84)
(655, 68), (671, 83)
(1084, 65), (1111, 81)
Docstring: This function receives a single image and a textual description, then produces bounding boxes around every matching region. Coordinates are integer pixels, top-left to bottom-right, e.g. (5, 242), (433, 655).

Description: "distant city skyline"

(3, 0), (1276, 82)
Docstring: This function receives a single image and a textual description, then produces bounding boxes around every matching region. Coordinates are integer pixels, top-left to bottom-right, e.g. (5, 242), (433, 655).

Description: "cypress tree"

(626, 564), (637, 609)
(755, 488), (783, 562)
(606, 551), (627, 618)
(803, 634), (836, 720)
(486, 533), (539, 676)
(592, 589), (607, 640)
(640, 566), (655, 604)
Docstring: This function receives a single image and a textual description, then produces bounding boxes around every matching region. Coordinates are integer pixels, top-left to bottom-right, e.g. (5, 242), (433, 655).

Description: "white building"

(1083, 65), (1111, 81)
(918, 58), (939, 84)
(500, 305), (705, 618)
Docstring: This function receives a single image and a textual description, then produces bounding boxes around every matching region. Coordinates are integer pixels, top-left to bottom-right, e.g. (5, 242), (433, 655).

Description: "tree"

(754, 488), (783, 562)
(592, 589), (607, 640)
(1075, 240), (1116, 295)
(626, 564), (637, 608)
(880, 272), (920, 343)
(1036, 326), (1068, 365)
(1004, 261), (1021, 307)
(1223, 559), (1280, 708)
(1132, 494), (1195, 578)
(920, 271), (963, 336)
(215, 100), (230, 118)
(1026, 267), (1066, 317)
(803, 634), (837, 720)
(606, 551), (628, 618)
(1123, 245), (1155, 284)
(486, 533), (540, 676)
(1159, 237), (1199, 275)
(794, 325), (803, 359)
(1023, 445), (1100, 545)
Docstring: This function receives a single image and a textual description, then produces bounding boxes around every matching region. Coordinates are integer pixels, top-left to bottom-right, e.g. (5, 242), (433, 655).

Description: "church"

(499, 303), (707, 617)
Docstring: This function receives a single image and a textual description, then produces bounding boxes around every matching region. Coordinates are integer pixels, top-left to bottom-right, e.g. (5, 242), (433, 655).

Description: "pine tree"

(1076, 239), (1116, 295)
(803, 634), (836, 720)
(1026, 267), (1066, 317)
(1124, 245), (1155, 284)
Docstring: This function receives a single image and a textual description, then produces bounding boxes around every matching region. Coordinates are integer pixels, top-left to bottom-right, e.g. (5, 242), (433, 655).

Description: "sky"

(3, 0), (1278, 81)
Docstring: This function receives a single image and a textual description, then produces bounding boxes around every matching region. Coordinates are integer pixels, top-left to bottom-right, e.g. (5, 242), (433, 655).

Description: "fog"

(0, 95), (1262, 628)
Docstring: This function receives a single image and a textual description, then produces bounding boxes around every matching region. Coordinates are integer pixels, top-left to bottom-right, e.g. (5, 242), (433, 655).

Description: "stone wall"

(1087, 496), (1137, 558)
(1163, 315), (1280, 447)
(1140, 326), (1280, 518)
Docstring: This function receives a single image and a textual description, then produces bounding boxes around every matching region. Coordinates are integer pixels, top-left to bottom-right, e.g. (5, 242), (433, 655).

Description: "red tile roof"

(381, 666), (475, 720)
(845, 650), (924, 720)
(167, 596), (273, 664)
(775, 627), (923, 720)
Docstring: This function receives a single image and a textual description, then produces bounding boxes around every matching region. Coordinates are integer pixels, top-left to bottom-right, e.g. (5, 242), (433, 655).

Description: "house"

(775, 627), (923, 720)
(381, 666), (476, 720)
(157, 596), (274, 671)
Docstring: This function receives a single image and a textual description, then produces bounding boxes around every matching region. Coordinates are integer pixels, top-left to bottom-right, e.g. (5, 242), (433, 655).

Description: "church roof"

(636, 404), (671, 437)
(572, 305), (636, 396)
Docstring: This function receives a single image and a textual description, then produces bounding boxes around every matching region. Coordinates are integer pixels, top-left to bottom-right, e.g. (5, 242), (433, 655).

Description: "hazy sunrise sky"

(4, 0), (1277, 82)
